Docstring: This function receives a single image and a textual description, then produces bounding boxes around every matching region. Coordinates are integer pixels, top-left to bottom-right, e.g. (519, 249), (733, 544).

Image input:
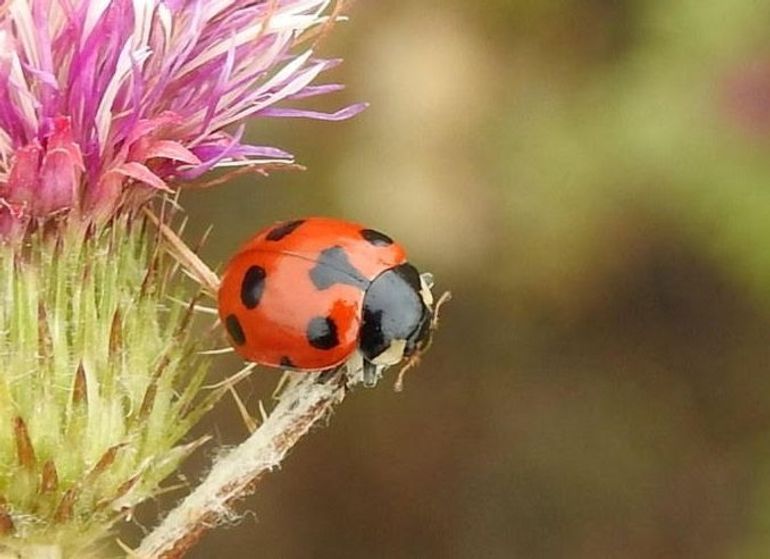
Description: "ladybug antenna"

(394, 354), (420, 393)
(394, 290), (451, 392)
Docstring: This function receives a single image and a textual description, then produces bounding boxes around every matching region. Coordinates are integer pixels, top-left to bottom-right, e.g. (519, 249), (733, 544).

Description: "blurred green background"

(177, 1), (770, 557)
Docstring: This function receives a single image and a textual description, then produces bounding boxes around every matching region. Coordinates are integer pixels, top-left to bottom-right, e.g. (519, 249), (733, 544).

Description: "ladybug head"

(359, 264), (445, 387)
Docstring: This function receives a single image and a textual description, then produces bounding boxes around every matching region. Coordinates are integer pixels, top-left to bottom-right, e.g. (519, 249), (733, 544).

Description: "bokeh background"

(162, 1), (770, 557)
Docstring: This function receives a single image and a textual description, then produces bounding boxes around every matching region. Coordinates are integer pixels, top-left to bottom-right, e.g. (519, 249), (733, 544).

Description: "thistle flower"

(0, 0), (365, 236)
(0, 1), (364, 556)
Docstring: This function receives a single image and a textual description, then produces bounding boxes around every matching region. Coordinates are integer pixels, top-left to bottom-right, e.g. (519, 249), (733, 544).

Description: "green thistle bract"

(0, 216), (213, 556)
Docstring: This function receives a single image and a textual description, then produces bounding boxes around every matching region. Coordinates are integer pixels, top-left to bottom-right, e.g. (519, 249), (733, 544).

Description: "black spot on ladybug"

(310, 246), (368, 290)
(225, 314), (246, 346)
(266, 219), (305, 241)
(360, 228), (393, 247)
(241, 265), (266, 309)
(280, 356), (296, 368)
(306, 316), (339, 350)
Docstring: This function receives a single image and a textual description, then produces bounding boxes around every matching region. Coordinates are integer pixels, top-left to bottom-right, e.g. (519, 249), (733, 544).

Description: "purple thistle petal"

(199, 37), (237, 136)
(113, 161), (171, 192)
(289, 83), (346, 99)
(179, 125), (296, 179)
(180, 125), (250, 179)
(0, 0), (366, 236)
(145, 141), (202, 166)
(257, 102), (370, 121)
(191, 143), (294, 162)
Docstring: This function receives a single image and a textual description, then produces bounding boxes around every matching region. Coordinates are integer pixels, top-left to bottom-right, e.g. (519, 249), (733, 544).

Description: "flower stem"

(136, 366), (358, 558)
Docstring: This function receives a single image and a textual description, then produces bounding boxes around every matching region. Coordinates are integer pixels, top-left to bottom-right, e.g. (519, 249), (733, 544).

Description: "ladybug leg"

(337, 366), (350, 390)
(363, 360), (375, 386)
(340, 351), (365, 389)
(363, 360), (380, 388)
(315, 365), (350, 394)
(271, 370), (294, 400)
(316, 367), (341, 384)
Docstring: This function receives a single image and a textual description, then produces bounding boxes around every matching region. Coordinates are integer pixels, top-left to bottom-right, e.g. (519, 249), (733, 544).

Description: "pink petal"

(144, 140), (201, 165)
(125, 112), (184, 146)
(0, 201), (27, 237)
(112, 162), (171, 192)
(47, 116), (84, 170)
(37, 147), (82, 214)
(6, 144), (42, 205)
(87, 171), (125, 216)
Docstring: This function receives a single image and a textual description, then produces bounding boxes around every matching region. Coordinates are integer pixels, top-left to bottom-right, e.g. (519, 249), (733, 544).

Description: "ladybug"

(217, 217), (442, 386)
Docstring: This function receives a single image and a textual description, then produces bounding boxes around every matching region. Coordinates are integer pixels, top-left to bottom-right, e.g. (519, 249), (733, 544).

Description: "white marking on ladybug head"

(371, 339), (408, 366)
(419, 272), (434, 307)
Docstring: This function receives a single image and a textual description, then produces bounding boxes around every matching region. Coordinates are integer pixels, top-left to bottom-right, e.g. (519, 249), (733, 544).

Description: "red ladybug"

(217, 217), (440, 386)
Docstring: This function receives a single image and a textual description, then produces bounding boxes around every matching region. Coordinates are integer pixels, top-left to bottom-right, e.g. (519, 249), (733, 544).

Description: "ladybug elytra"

(217, 217), (441, 386)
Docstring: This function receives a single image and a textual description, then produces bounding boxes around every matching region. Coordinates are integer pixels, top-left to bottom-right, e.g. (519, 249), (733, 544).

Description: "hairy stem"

(136, 365), (359, 558)
(0, 544), (63, 559)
